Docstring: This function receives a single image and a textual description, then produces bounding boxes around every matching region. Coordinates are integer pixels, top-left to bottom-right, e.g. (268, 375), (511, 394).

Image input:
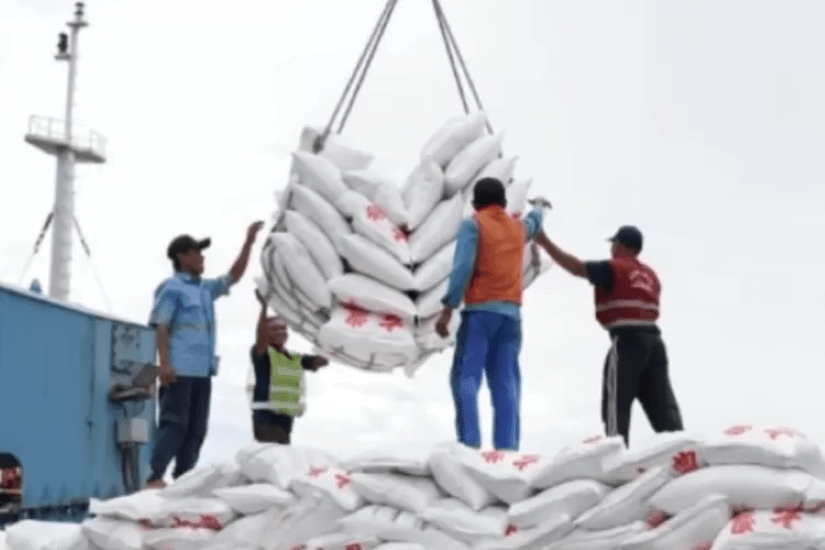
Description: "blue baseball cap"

(608, 225), (643, 251)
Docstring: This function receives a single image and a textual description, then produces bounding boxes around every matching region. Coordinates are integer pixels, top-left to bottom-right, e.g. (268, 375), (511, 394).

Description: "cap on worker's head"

(472, 177), (506, 209)
(166, 234), (211, 261)
(608, 225), (643, 252)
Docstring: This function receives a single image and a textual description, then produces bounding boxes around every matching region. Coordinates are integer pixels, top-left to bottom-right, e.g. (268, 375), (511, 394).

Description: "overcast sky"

(1, 0), (824, 465)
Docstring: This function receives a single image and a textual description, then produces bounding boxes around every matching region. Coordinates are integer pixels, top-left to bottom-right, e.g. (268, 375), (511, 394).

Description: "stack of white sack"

(258, 111), (552, 376)
(8, 424), (825, 550)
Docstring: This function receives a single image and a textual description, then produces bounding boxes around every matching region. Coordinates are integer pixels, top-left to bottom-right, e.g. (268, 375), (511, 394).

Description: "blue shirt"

(149, 271), (233, 377)
(441, 207), (545, 320)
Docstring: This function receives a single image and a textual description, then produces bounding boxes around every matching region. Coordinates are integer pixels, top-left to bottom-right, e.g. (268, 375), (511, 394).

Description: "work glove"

(528, 196), (552, 209)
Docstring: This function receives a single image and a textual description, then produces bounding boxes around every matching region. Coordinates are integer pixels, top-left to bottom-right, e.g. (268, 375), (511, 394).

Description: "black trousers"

(149, 376), (212, 481)
(252, 410), (294, 444)
(601, 329), (684, 446)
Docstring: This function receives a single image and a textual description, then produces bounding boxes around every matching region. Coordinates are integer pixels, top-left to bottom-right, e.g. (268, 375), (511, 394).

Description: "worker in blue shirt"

(146, 221), (263, 489)
(435, 178), (549, 451)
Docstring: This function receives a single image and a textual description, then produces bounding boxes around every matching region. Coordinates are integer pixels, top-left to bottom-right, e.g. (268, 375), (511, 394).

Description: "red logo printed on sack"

(171, 514), (222, 530)
(344, 544), (364, 550)
(806, 501), (825, 514)
(644, 510), (668, 530)
(379, 314), (404, 332)
(137, 519), (152, 529)
(724, 424), (753, 436)
(481, 450), (506, 464)
(771, 504), (803, 529)
(512, 454), (540, 471)
(289, 545), (307, 550)
(730, 511), (756, 535)
(344, 305), (368, 328)
(334, 473), (352, 489)
(765, 427), (801, 441)
(672, 450), (700, 475)
(366, 204), (386, 221)
(308, 466), (328, 478)
(505, 524), (519, 536)
(391, 227), (409, 242)
(583, 435), (603, 444)
(692, 544), (711, 550)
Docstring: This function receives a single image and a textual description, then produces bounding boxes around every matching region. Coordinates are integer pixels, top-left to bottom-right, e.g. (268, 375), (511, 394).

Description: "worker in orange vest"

(533, 225), (684, 445)
(435, 178), (547, 451)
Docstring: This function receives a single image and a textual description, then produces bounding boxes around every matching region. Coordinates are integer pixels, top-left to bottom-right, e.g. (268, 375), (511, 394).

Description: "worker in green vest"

(248, 289), (329, 443)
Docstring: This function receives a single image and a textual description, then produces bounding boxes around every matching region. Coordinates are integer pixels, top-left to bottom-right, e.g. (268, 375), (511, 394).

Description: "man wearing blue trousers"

(435, 178), (548, 450)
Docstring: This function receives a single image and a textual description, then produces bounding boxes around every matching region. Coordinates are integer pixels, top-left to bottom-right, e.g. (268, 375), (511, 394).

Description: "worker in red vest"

(534, 225), (684, 445)
(435, 178), (547, 451)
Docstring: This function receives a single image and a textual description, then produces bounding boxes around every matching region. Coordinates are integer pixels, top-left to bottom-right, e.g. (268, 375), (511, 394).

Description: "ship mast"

(24, 2), (106, 302)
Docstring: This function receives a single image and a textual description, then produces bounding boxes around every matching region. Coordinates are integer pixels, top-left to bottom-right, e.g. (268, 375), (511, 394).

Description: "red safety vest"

(594, 257), (660, 329)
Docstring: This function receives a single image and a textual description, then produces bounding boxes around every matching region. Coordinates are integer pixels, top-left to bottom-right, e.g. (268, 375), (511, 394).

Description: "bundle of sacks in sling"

(258, 111), (551, 375)
(7, 424), (825, 550)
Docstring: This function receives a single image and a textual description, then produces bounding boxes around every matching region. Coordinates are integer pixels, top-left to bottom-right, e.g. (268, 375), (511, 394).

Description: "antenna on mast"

(24, 2), (107, 302)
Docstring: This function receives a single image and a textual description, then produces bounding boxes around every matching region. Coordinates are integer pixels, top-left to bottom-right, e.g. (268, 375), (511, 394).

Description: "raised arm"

(230, 221), (264, 283)
(533, 230), (587, 278)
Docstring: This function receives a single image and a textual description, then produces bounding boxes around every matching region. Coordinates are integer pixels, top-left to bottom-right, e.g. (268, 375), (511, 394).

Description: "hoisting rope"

(17, 212), (54, 286)
(313, 0), (492, 153)
(72, 215), (114, 314)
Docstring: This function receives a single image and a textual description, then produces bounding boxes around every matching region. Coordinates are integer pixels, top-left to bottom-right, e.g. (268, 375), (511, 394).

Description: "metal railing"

(27, 115), (107, 159)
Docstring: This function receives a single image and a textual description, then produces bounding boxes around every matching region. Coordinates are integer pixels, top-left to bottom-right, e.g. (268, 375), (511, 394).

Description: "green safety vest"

(248, 347), (306, 417)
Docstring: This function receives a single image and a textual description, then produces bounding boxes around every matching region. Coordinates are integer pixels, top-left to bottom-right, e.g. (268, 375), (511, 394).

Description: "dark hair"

(472, 177), (507, 209)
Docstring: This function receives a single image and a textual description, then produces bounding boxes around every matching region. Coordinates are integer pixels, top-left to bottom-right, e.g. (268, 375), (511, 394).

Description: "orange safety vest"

(594, 257), (660, 329)
(464, 206), (525, 305)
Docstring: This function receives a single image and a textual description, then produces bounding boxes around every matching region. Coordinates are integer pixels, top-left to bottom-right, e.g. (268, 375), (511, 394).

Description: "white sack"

(269, 232), (332, 309)
(476, 156), (518, 186)
(648, 464), (816, 516)
(338, 234), (416, 291)
(444, 133), (505, 197)
(235, 443), (337, 489)
(420, 111), (488, 168)
(303, 532), (383, 550)
(258, 494), (346, 550)
(351, 472), (443, 514)
(162, 462), (245, 499)
(545, 523), (646, 550)
(472, 514), (574, 550)
(328, 273), (417, 319)
(344, 169), (410, 227)
(428, 443), (496, 511)
(402, 160), (445, 230)
(702, 424), (825, 478)
(619, 494), (730, 550)
(81, 517), (145, 550)
(533, 435), (626, 489)
(414, 241), (455, 291)
(290, 466), (363, 511)
(298, 126), (374, 171)
(710, 509), (825, 550)
(155, 497), (235, 529)
(336, 191), (411, 264)
(415, 312), (460, 351)
(416, 280), (449, 319)
(318, 305), (418, 361)
(505, 179), (532, 217)
(5, 521), (89, 550)
(575, 466), (673, 531)
(507, 479), (610, 529)
(284, 210), (344, 279)
(207, 509), (275, 549)
(602, 431), (705, 483)
(408, 193), (464, 264)
(338, 505), (469, 550)
(212, 483), (295, 516)
(460, 450), (546, 504)
(420, 499), (507, 544)
(292, 151), (350, 204)
(291, 184), (352, 249)
(143, 528), (216, 550)
(342, 442), (432, 476)
(88, 489), (167, 524)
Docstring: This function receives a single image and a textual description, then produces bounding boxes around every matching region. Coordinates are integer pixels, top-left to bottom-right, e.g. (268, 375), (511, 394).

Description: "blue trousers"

(149, 376), (211, 481)
(450, 310), (522, 450)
